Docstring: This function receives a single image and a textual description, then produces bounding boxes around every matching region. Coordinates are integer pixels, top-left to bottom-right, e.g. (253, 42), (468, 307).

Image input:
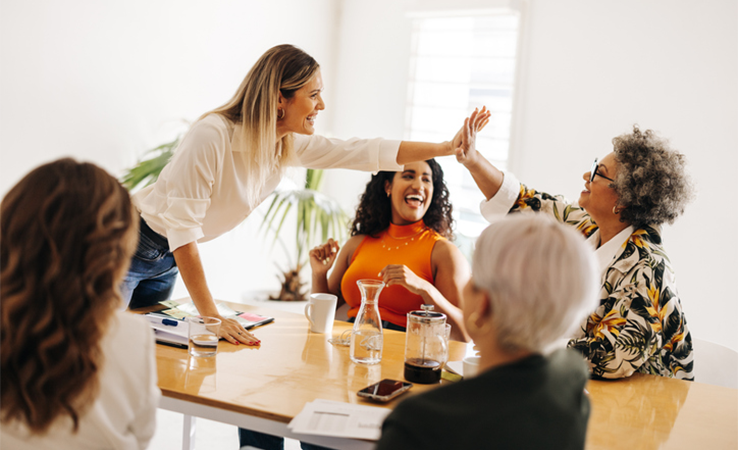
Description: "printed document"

(288, 399), (391, 441)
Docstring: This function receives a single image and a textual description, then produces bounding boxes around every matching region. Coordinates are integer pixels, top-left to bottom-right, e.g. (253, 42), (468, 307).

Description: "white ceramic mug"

(304, 293), (337, 334)
(463, 355), (481, 378)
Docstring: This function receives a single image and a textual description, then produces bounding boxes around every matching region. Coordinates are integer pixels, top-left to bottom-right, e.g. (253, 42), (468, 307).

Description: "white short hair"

(472, 214), (599, 353)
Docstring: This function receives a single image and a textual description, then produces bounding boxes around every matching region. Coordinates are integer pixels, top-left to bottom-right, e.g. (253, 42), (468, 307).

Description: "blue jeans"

(121, 219), (179, 310)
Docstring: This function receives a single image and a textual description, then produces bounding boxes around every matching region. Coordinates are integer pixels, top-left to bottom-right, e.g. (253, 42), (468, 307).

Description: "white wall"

(0, 0), (341, 301)
(327, 0), (738, 353)
(518, 0), (738, 354)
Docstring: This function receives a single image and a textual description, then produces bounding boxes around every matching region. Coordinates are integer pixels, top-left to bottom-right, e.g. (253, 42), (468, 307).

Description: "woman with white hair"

(376, 214), (599, 450)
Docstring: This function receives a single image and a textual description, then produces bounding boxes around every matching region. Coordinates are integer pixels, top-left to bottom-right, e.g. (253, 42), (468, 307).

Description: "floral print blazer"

(483, 177), (694, 380)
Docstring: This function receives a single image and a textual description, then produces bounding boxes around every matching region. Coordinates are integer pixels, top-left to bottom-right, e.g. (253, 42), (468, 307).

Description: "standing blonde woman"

(1, 159), (160, 449)
(123, 44), (490, 345)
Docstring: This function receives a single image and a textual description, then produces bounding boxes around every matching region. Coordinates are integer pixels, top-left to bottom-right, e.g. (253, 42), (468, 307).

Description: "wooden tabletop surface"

(145, 300), (738, 449)
(586, 371), (737, 449)
(152, 301), (468, 423)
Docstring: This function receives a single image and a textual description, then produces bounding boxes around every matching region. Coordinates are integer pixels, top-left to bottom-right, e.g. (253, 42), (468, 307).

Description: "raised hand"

(454, 106), (491, 168)
(309, 238), (340, 275)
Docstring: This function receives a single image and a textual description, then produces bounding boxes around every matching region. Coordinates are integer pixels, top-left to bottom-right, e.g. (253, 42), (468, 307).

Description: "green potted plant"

(121, 136), (349, 301)
(121, 135), (181, 191)
(261, 168), (348, 301)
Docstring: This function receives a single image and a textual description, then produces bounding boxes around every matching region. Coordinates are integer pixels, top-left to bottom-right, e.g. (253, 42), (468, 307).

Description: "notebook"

(144, 302), (275, 348)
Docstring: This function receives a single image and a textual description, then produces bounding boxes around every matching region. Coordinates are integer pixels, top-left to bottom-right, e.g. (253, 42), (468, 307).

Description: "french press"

(404, 305), (448, 384)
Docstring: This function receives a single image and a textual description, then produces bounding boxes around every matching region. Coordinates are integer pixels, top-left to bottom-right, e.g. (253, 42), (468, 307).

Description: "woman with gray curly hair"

(455, 110), (694, 380)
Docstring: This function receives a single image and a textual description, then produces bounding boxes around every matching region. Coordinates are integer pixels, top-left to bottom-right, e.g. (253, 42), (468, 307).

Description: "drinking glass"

(187, 316), (221, 357)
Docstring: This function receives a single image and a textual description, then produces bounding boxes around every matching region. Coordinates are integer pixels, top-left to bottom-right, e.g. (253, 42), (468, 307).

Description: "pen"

(146, 313), (185, 328)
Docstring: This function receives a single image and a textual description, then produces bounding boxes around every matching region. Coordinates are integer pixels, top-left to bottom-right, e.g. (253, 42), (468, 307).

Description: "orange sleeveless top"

(341, 220), (444, 328)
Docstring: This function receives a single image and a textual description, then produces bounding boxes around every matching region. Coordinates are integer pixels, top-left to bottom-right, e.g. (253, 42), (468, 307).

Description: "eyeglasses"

(589, 158), (614, 183)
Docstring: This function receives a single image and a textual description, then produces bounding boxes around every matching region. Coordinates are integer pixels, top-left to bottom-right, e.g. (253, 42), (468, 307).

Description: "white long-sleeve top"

(1, 311), (160, 449)
(133, 114), (402, 251)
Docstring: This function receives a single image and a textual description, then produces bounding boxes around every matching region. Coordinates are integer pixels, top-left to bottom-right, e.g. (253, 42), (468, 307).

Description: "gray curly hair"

(611, 126), (694, 228)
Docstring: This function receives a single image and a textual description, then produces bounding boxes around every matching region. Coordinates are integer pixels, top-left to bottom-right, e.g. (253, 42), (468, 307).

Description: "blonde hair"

(205, 44), (320, 207)
(1, 158), (138, 433)
(472, 215), (599, 353)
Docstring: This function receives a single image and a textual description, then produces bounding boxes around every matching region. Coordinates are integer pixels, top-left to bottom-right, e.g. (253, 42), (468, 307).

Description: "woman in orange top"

(309, 159), (470, 341)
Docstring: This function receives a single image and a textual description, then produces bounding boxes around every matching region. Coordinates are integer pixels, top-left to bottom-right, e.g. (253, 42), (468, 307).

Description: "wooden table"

(586, 372), (737, 449)
(147, 300), (738, 450)
(151, 300), (468, 449)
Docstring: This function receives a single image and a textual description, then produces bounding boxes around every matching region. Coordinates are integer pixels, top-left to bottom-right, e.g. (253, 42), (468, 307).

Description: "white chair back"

(692, 338), (738, 389)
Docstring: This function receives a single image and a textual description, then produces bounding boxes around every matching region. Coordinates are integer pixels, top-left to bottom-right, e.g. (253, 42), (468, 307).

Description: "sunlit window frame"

(404, 3), (527, 249)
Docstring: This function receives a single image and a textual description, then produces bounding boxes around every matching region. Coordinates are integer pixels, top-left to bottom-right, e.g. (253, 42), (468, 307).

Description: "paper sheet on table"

(288, 399), (391, 441)
(445, 360), (464, 376)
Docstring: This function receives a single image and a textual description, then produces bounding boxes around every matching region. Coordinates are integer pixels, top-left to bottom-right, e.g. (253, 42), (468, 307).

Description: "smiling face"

(277, 69), (325, 137)
(579, 151), (621, 223)
(384, 161), (434, 226)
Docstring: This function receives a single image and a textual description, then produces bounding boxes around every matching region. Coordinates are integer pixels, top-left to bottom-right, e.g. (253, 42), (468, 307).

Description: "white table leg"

(182, 414), (197, 450)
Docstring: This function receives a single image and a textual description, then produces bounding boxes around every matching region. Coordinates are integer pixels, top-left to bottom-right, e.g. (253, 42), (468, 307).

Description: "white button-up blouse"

(133, 114), (402, 252)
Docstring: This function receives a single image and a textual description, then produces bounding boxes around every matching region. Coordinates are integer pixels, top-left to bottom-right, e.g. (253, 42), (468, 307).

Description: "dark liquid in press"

(404, 358), (442, 384)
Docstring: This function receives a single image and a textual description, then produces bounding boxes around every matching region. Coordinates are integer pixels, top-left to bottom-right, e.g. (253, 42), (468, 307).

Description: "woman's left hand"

(379, 264), (429, 295)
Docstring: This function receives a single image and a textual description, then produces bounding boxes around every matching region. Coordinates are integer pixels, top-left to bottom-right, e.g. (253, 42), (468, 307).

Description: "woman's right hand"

(309, 238), (340, 275)
(218, 316), (260, 346)
(379, 264), (431, 296)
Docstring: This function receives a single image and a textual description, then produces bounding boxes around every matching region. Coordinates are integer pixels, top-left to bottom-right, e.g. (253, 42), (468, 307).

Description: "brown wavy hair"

(1, 158), (138, 433)
(350, 159), (454, 239)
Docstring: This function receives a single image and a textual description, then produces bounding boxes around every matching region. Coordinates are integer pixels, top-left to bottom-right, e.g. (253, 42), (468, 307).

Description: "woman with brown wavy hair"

(1, 158), (160, 449)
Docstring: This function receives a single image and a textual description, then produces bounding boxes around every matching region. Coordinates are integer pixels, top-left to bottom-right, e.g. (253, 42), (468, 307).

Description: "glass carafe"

(404, 305), (448, 383)
(350, 279), (385, 365)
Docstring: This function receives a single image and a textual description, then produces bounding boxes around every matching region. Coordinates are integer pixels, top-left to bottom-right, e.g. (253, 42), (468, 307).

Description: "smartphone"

(357, 379), (413, 402)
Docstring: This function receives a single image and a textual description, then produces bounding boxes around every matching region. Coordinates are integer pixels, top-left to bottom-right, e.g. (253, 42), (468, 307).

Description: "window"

(405, 9), (523, 239)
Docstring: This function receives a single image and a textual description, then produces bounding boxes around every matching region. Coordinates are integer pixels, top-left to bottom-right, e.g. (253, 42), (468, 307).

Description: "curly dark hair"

(351, 159), (454, 239)
(611, 126), (694, 228)
(1, 158), (138, 433)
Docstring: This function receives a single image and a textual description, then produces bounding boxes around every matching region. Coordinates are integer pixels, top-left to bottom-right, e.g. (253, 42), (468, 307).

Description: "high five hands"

(453, 106), (491, 168)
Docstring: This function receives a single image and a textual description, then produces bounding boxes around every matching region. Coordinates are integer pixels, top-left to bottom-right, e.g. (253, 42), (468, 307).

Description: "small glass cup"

(187, 316), (221, 357)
